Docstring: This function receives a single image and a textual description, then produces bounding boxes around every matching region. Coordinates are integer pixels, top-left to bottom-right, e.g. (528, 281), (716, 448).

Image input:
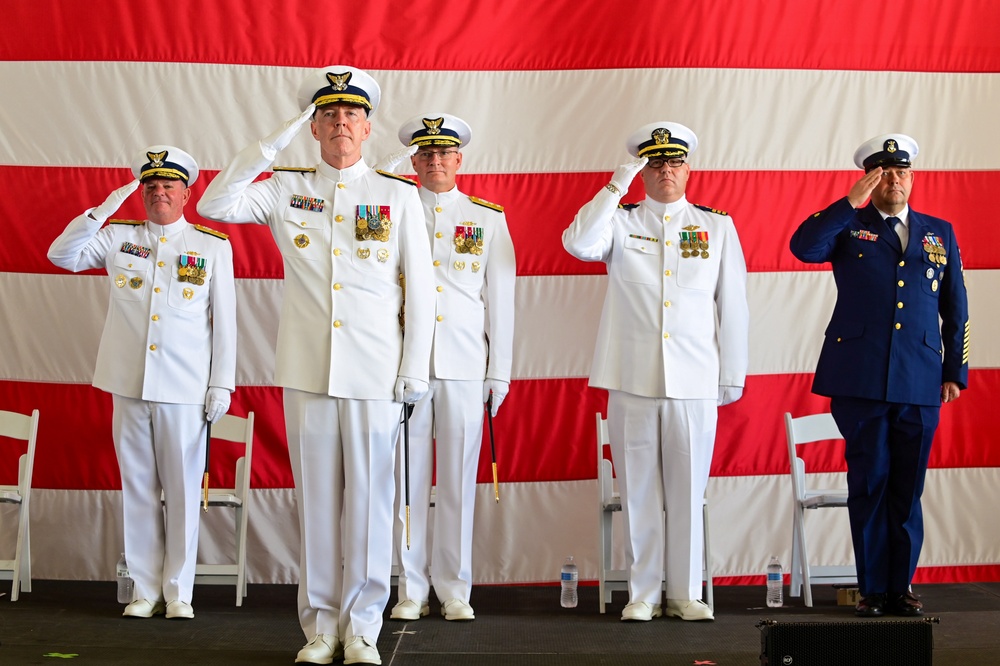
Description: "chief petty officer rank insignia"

(679, 225), (710, 259)
(356, 205), (392, 242)
(454, 225), (484, 255)
(178, 254), (207, 285)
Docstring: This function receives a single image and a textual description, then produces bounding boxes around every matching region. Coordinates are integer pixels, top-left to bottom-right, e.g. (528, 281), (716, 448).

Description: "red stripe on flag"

(5, 1), (1000, 73)
(8, 166), (1000, 277)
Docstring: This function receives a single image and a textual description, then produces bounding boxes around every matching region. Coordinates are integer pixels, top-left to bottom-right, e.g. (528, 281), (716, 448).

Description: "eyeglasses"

(646, 157), (686, 169)
(879, 167), (912, 180)
(415, 149), (460, 161)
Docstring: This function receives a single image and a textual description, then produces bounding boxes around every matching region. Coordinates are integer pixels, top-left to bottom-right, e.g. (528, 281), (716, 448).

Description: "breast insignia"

(469, 196), (504, 212)
(693, 203), (729, 216)
(193, 224), (230, 240)
(109, 219), (144, 225)
(376, 170), (418, 186)
(272, 166), (317, 173)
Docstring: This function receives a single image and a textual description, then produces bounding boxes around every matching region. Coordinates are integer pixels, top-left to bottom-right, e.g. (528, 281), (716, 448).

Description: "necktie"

(887, 216), (907, 252)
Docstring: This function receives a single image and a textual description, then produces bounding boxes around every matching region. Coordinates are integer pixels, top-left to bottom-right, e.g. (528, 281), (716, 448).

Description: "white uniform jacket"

(48, 214), (237, 403)
(197, 144), (434, 399)
(562, 190), (749, 399)
(420, 186), (516, 382)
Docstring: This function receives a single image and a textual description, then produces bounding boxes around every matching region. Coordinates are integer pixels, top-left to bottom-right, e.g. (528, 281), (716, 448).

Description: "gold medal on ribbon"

(701, 250), (710, 259)
(682, 250), (691, 258)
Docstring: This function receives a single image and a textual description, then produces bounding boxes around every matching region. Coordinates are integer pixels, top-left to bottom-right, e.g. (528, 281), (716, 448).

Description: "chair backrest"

(784, 412), (843, 502)
(208, 412), (254, 500)
(0, 409), (40, 502)
(595, 413), (615, 505)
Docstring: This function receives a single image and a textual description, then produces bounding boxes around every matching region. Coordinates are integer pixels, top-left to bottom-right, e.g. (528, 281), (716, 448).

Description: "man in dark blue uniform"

(790, 133), (969, 618)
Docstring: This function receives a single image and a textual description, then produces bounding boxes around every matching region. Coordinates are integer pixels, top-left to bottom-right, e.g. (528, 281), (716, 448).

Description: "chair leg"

(789, 510), (803, 598)
(796, 508), (814, 607)
(235, 504), (248, 607)
(599, 510), (611, 613)
(702, 501), (713, 611)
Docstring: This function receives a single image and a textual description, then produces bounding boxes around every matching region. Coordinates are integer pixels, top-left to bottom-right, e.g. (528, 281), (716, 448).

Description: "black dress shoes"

(889, 591), (924, 616)
(855, 593), (886, 617)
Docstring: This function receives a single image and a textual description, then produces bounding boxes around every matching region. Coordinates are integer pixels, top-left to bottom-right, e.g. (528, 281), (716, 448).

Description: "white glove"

(394, 376), (429, 404)
(205, 387), (232, 424)
(260, 103), (316, 159)
(88, 179), (140, 222)
(607, 157), (648, 197)
(718, 386), (743, 407)
(483, 379), (509, 417)
(372, 145), (418, 173)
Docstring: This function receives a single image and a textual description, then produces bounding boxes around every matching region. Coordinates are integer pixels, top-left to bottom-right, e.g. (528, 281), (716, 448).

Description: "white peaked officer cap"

(131, 145), (199, 185)
(398, 113), (472, 148)
(297, 65), (381, 117)
(627, 121), (698, 159)
(853, 133), (919, 171)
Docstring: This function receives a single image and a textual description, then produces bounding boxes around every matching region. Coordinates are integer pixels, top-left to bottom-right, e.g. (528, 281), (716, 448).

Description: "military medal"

(129, 276), (143, 289)
(294, 234), (310, 248)
(178, 254), (207, 285)
(115, 274), (127, 288)
(931, 279), (939, 292)
(454, 225), (484, 255)
(356, 205), (392, 242)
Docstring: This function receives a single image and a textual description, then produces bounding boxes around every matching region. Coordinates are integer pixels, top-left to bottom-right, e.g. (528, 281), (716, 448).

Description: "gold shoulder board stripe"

(469, 195), (504, 212)
(193, 224), (230, 240)
(693, 203), (729, 216)
(272, 166), (317, 173)
(108, 219), (144, 225)
(376, 170), (417, 186)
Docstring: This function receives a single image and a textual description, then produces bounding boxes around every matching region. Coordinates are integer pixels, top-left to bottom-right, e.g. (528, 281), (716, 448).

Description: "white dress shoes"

(122, 599), (165, 618)
(665, 598), (715, 621)
(165, 600), (194, 619)
(343, 635), (381, 665)
(295, 633), (342, 664)
(390, 599), (430, 620)
(440, 598), (476, 621)
(621, 601), (662, 621)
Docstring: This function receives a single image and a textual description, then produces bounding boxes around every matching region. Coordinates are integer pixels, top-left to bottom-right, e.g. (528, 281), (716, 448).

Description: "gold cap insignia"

(652, 128), (670, 145)
(147, 150), (167, 167)
(328, 72), (351, 91)
(887, 140), (897, 153)
(423, 117), (444, 135)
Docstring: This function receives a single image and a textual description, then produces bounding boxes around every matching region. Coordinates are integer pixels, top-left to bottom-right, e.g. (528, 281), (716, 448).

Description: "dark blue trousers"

(830, 397), (939, 596)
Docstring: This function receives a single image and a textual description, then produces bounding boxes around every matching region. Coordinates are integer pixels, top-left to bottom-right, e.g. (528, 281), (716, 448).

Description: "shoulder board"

(108, 219), (144, 225)
(272, 166), (316, 173)
(193, 224), (230, 240)
(693, 203), (729, 216)
(469, 195), (504, 213)
(617, 203), (639, 211)
(376, 170), (417, 186)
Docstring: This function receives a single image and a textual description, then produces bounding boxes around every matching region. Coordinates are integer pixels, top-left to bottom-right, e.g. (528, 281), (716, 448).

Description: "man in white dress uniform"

(48, 146), (237, 621)
(562, 122), (748, 622)
(385, 114), (516, 623)
(197, 66), (434, 666)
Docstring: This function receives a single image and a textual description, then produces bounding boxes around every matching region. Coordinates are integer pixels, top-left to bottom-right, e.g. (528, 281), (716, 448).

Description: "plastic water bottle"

(116, 552), (134, 604)
(560, 556), (579, 608)
(766, 556), (783, 608)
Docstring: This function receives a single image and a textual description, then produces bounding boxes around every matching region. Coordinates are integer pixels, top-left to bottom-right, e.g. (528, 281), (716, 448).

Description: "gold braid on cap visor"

(638, 144), (688, 158)
(140, 167), (188, 182)
(409, 136), (462, 147)
(313, 93), (372, 109)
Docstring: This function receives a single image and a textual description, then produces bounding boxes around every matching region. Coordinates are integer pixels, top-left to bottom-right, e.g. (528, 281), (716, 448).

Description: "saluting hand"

(88, 179), (140, 222)
(607, 157), (648, 197)
(847, 167), (882, 208)
(373, 145), (418, 173)
(260, 103), (317, 157)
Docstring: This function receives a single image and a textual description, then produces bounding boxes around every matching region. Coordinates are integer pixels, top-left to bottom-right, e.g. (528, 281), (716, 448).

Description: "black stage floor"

(1, 580), (998, 664)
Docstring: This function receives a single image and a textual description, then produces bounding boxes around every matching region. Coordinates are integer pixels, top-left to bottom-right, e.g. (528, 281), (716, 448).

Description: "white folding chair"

(196, 412), (254, 606)
(0, 408), (39, 601)
(596, 413), (713, 613)
(785, 411), (855, 606)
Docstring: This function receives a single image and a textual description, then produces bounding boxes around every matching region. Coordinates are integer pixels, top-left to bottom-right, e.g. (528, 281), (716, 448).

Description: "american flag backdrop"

(2, 0), (1000, 587)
